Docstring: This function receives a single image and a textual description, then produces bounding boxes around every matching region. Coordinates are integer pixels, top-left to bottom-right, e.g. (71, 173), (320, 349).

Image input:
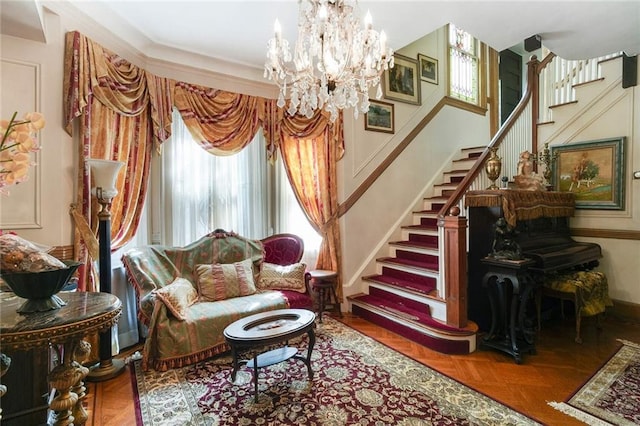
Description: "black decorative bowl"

(0, 261), (82, 313)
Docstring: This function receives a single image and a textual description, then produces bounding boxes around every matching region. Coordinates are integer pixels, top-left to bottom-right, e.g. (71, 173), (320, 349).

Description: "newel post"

(441, 206), (468, 328)
(528, 54), (541, 163)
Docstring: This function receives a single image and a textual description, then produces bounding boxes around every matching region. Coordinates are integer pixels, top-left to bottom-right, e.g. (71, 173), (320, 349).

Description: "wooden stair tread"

(377, 256), (439, 272)
(389, 240), (438, 250)
(403, 224), (437, 230)
(348, 293), (476, 336)
(363, 274), (437, 296)
(401, 225), (438, 234)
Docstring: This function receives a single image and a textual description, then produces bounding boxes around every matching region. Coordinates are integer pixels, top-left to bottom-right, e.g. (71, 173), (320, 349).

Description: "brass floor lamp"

(86, 159), (126, 382)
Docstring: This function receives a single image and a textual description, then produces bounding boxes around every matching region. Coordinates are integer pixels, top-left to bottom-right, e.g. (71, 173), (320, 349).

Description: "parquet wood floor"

(85, 312), (640, 425)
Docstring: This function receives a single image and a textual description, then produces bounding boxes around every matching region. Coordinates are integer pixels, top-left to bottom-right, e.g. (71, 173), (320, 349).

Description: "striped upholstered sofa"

(122, 230), (312, 371)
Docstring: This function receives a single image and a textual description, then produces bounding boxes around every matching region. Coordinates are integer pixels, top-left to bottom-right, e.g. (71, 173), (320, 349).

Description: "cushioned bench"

(537, 270), (612, 343)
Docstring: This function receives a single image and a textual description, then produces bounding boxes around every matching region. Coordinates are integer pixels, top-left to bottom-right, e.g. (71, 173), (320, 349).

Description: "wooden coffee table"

(223, 309), (316, 401)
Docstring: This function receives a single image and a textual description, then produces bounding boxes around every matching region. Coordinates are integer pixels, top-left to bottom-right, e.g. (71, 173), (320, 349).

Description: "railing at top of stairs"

(539, 50), (622, 123)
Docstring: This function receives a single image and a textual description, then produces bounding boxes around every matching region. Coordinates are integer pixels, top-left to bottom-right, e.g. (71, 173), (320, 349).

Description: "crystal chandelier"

(264, 0), (394, 122)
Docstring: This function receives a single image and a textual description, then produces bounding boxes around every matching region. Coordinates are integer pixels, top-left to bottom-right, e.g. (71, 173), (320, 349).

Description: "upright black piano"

(465, 190), (602, 330)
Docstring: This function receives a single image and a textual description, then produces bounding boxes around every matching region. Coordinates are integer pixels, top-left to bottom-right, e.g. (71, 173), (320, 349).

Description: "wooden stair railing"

(437, 54), (548, 220)
(437, 53), (557, 327)
(337, 97), (486, 216)
(339, 48), (619, 329)
(438, 50), (630, 327)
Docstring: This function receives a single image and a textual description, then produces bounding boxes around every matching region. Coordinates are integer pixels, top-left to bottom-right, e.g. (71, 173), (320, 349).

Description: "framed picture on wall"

(364, 100), (394, 133)
(383, 54), (421, 105)
(418, 54), (438, 84)
(551, 137), (626, 210)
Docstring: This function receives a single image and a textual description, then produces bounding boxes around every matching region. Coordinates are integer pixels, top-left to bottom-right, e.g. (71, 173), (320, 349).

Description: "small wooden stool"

(307, 270), (341, 322)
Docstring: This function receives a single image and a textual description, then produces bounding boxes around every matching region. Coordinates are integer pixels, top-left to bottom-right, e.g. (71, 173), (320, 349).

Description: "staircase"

(348, 146), (483, 354)
(346, 52), (626, 357)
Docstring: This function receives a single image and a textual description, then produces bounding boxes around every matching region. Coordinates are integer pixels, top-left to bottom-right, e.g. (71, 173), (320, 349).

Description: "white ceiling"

(2, 1), (639, 74)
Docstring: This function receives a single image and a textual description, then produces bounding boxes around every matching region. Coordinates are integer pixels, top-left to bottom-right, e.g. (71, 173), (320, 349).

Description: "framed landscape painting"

(551, 137), (626, 210)
(383, 54), (421, 105)
(418, 54), (438, 84)
(365, 100), (394, 133)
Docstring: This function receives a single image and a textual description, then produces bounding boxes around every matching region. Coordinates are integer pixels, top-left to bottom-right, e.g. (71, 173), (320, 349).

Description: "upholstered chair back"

(261, 233), (304, 266)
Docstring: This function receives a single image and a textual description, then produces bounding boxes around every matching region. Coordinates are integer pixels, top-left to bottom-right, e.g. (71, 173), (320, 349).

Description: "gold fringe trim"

(548, 402), (612, 426)
(145, 343), (230, 372)
(122, 260), (152, 326)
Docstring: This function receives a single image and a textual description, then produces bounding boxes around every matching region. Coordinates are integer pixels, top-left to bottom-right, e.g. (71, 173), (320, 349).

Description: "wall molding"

(0, 58), (42, 229)
(608, 299), (640, 324)
(571, 228), (640, 240)
(338, 97), (487, 216)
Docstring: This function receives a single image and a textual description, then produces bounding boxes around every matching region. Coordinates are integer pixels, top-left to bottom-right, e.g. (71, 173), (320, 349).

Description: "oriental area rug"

(131, 317), (539, 425)
(549, 339), (640, 425)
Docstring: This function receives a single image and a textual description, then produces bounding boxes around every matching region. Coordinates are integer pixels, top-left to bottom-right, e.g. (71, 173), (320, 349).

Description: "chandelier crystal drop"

(264, 0), (394, 122)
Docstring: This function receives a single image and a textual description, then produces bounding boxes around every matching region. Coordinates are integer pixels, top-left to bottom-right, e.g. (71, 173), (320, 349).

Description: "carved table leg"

(71, 340), (92, 425)
(0, 353), (10, 422)
(48, 338), (85, 426)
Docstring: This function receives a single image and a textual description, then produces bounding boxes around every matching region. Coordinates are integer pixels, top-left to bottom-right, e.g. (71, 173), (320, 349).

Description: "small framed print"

(418, 54), (438, 84)
(365, 100), (394, 133)
(383, 54), (421, 105)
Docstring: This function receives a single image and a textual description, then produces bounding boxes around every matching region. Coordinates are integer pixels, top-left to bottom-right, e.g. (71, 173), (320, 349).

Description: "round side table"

(1, 292), (121, 426)
(307, 269), (341, 322)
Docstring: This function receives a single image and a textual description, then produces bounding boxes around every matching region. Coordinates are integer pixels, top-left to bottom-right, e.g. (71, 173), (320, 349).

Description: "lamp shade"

(87, 159), (124, 201)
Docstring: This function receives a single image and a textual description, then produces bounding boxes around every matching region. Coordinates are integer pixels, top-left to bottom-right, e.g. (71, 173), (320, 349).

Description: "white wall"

(538, 57), (640, 304)
(0, 11), (75, 247)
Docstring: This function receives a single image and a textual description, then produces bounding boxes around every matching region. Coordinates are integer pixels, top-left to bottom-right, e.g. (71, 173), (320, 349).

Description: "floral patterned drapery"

(64, 31), (168, 291)
(266, 102), (345, 296)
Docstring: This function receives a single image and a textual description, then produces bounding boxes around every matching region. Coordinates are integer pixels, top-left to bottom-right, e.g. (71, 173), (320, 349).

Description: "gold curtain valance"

(173, 82), (264, 156)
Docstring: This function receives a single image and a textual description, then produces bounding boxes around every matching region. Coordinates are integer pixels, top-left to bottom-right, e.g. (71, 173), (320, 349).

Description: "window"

(161, 110), (269, 246)
(156, 109), (320, 265)
(448, 24), (480, 104)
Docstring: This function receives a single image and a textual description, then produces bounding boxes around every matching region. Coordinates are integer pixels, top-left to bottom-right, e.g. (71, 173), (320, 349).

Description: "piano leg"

(509, 289), (520, 361)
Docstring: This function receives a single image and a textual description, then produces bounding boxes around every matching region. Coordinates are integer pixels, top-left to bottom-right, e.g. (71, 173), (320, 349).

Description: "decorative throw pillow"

(153, 277), (198, 321)
(195, 258), (257, 302)
(258, 262), (307, 293)
(164, 234), (263, 284)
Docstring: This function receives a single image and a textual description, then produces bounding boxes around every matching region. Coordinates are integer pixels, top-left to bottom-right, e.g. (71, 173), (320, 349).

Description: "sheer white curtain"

(160, 109), (320, 265)
(275, 157), (321, 269)
(162, 109), (269, 246)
